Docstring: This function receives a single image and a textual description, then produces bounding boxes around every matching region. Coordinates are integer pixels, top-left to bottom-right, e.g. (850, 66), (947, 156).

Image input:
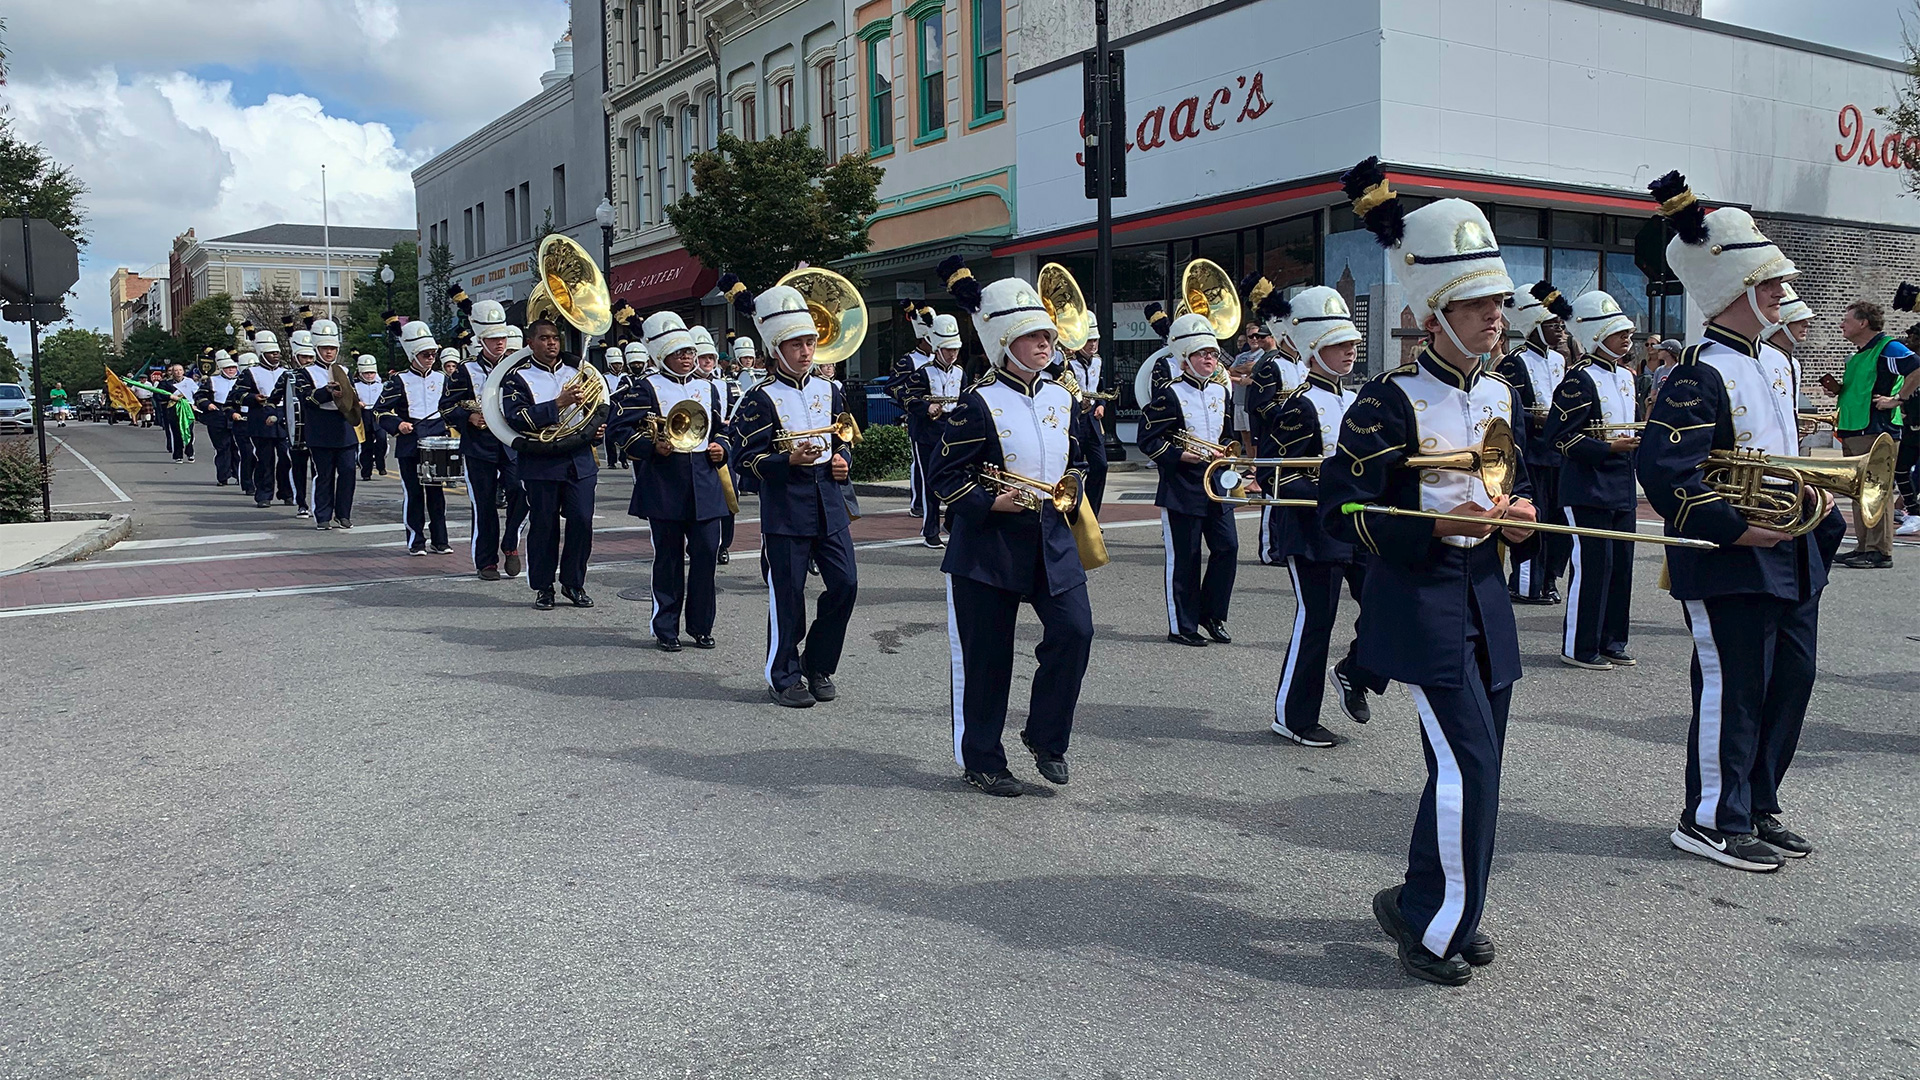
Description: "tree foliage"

(0, 336), (19, 383)
(665, 129), (884, 292)
(343, 240), (418, 360)
(424, 242), (455, 339)
(1879, 22), (1920, 194)
(176, 293), (236, 360)
(122, 322), (184, 369)
(34, 327), (113, 392)
(238, 281), (300, 344)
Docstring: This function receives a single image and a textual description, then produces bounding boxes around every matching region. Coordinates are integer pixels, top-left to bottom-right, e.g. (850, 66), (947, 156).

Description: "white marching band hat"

(605, 346), (626, 367)
(399, 321), (438, 359)
(237, 352), (258, 368)
(1167, 312), (1220, 363)
(1651, 170), (1798, 322)
(930, 313), (962, 351)
(1568, 291), (1637, 358)
(1506, 281), (1573, 340)
(1275, 286), (1361, 359)
(750, 285), (819, 350)
(438, 346), (463, 362)
(213, 348), (234, 365)
(470, 299), (512, 339)
(691, 325), (719, 357)
(1777, 282), (1814, 326)
(253, 330), (281, 353)
(503, 326), (524, 349)
(1341, 157), (1513, 325)
(642, 311), (696, 359)
(938, 256), (1054, 368)
(623, 341), (651, 369)
(732, 335), (757, 358)
(290, 329), (316, 358)
(309, 318), (340, 348)
(356, 354), (379, 372)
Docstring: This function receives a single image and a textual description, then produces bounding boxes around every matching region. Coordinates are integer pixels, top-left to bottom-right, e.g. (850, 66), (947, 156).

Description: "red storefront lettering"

(1167, 96), (1202, 141)
(1836, 103), (1863, 160)
(1136, 107), (1167, 151)
(1202, 87), (1231, 131)
(1862, 128), (1881, 166)
(1237, 71), (1271, 122)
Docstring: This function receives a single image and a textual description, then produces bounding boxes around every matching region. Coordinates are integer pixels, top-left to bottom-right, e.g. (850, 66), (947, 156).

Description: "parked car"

(76, 389), (111, 423)
(0, 383), (32, 434)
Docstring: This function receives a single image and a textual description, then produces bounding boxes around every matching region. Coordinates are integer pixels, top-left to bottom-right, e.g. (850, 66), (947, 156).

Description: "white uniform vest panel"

(925, 362), (963, 408)
(1522, 347), (1565, 402)
(249, 367), (285, 396)
(354, 381), (382, 408)
(1169, 378), (1229, 444)
(1589, 361), (1637, 433)
(303, 365), (338, 411)
(211, 374), (237, 405)
(1278, 357), (1306, 392)
(399, 371), (445, 419)
(977, 379), (1074, 485)
(175, 378), (200, 401)
(605, 371), (627, 396)
(761, 375), (835, 449)
(518, 364), (576, 407)
(647, 373), (715, 441)
(1695, 341), (1797, 457)
(1302, 382), (1356, 460)
(1068, 355), (1102, 394)
(1396, 364), (1514, 548)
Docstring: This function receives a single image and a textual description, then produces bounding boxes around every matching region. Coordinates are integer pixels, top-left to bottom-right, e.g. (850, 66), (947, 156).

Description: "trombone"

(1336, 502), (1718, 549)
(981, 464), (1080, 514)
(771, 412), (863, 453)
(1171, 429), (1239, 459)
(1203, 455), (1324, 507)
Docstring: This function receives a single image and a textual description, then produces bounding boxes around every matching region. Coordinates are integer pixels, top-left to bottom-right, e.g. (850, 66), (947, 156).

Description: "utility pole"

(1091, 0), (1124, 457)
(23, 215), (51, 521)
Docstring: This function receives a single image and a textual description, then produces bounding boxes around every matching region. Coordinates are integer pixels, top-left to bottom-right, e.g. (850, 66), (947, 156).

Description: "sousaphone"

(1037, 262), (1091, 352)
(480, 235), (614, 454)
(777, 266), (868, 367)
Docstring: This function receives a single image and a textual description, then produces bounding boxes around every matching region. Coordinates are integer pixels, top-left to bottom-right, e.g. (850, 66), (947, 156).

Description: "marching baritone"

(889, 300), (938, 518)
(242, 332), (296, 507)
(501, 318), (603, 610)
(612, 313), (732, 651)
(195, 351), (241, 486)
(1319, 158), (1538, 986)
(441, 300), (528, 579)
(1140, 312), (1241, 647)
(932, 259), (1094, 796)
(1496, 282), (1573, 605)
(356, 356), (388, 479)
(1539, 292), (1641, 669)
(727, 275), (859, 709)
(693, 325), (741, 563)
(1638, 171), (1845, 873)
(376, 322), (454, 556)
(294, 319), (360, 529)
(1063, 325), (1110, 515)
(1261, 286), (1377, 746)
(903, 314), (965, 548)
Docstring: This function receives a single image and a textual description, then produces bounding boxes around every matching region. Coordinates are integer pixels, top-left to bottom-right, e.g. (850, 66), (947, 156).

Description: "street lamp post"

(223, 323), (234, 364)
(594, 197), (616, 274)
(379, 263), (396, 368)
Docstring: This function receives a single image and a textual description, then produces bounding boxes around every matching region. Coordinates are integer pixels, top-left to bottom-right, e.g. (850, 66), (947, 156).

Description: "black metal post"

(22, 215), (52, 521)
(1093, 0), (1123, 459)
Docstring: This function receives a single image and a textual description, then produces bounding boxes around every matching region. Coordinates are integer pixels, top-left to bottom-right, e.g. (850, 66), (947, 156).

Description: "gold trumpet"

(644, 398), (711, 453)
(1797, 410), (1838, 435)
(981, 464), (1080, 514)
(772, 412), (863, 452)
(1702, 433), (1894, 537)
(1584, 421), (1648, 436)
(1172, 429), (1239, 459)
(1055, 370), (1118, 403)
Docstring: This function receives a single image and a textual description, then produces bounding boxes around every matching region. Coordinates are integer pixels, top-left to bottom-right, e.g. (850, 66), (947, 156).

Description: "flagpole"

(321, 164), (333, 318)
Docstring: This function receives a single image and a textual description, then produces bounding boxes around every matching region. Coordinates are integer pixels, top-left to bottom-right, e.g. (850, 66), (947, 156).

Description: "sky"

(0, 0), (1911, 355)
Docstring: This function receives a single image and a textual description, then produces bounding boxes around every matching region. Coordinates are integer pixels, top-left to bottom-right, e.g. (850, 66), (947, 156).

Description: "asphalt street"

(4, 420), (1918, 1079)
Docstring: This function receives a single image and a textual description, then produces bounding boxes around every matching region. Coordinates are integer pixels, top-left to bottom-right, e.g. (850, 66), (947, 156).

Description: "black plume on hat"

(611, 298), (634, 322)
(454, 327), (474, 347)
(281, 313), (297, 333)
(1236, 272), (1274, 311)
(717, 273), (756, 319)
(383, 310), (402, 339)
(1340, 156), (1405, 249)
(1256, 292), (1291, 324)
(448, 285), (472, 315)
(1649, 170), (1709, 246)
(1143, 302), (1171, 342)
(936, 255), (981, 313)
(240, 320), (255, 334)
(298, 305), (316, 328)
(1532, 281), (1573, 321)
(1895, 283), (1919, 313)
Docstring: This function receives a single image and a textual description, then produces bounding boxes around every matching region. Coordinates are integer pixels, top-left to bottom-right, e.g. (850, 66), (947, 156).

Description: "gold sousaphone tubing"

(772, 412), (864, 452)
(982, 464), (1080, 514)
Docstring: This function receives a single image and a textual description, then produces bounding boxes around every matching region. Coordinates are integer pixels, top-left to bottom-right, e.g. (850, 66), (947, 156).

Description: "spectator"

(47, 382), (69, 428)
(1629, 348), (1654, 419)
(1822, 300), (1918, 567)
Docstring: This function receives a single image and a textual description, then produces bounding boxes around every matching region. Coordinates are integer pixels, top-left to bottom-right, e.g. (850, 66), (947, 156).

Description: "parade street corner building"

(1002, 0), (1920, 408)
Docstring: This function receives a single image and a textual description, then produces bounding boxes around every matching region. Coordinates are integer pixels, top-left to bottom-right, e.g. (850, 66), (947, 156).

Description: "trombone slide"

(1337, 503), (1718, 549)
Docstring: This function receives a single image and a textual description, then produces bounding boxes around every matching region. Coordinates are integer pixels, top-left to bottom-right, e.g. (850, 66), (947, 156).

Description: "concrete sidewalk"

(0, 516), (130, 576)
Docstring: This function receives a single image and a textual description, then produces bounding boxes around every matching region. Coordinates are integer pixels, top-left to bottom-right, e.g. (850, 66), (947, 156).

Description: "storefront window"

(1502, 244), (1546, 292)
(1260, 212), (1317, 291)
(1604, 252), (1650, 337)
(1194, 233), (1239, 282)
(1551, 210), (1602, 246)
(1550, 247), (1601, 302)
(1494, 206), (1545, 241)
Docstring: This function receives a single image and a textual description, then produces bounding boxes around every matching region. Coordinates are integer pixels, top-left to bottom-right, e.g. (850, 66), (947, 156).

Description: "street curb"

(0, 513), (132, 578)
(853, 482), (912, 498)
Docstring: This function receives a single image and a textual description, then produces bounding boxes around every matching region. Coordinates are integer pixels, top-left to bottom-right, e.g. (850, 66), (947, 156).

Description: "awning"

(607, 249), (718, 308)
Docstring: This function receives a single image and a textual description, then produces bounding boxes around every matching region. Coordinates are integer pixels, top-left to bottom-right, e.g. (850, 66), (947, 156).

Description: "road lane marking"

(0, 583), (375, 620)
(117, 532), (278, 550)
(41, 550), (306, 572)
(50, 437), (131, 503)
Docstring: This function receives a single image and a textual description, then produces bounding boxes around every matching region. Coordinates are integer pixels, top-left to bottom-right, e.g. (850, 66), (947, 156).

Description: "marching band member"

(501, 318), (603, 610)
(295, 319), (359, 530)
(355, 355), (388, 479)
(1638, 171), (1844, 872)
(287, 328), (317, 517)
(932, 262), (1093, 796)
(693, 326), (740, 562)
(1142, 303), (1181, 395)
(1140, 313), (1240, 647)
(729, 276), (858, 709)
(195, 351), (242, 486)
(904, 314), (965, 548)
(1497, 282), (1573, 604)
(242, 332), (295, 507)
(733, 336), (763, 396)
(160, 363), (198, 464)
(441, 300), (528, 580)
(376, 322), (453, 556)
(232, 352), (260, 495)
(890, 301), (938, 517)
(613, 313), (732, 651)
(1063, 326), (1110, 515)
(1262, 286), (1375, 745)
(623, 340), (652, 380)
(603, 348), (631, 470)
(1319, 158), (1537, 985)
(1540, 292), (1641, 669)
(1242, 283), (1309, 565)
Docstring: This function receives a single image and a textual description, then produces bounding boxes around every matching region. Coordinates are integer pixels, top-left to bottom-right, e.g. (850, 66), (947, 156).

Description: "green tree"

(0, 336), (20, 383)
(238, 281), (300, 342)
(0, 16), (88, 249)
(1880, 24), (1920, 191)
(342, 240), (418, 360)
(175, 293), (235, 360)
(423, 241), (455, 338)
(666, 129), (884, 292)
(34, 327), (113, 393)
(123, 322), (184, 370)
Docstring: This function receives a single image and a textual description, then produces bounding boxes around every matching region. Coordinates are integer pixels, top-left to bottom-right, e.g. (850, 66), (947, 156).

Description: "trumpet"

(1204, 455), (1324, 507)
(1584, 421), (1648, 437)
(1056, 370), (1118, 402)
(1797, 410), (1838, 435)
(1702, 433), (1894, 538)
(981, 464), (1080, 514)
(772, 412), (863, 452)
(1172, 429), (1238, 458)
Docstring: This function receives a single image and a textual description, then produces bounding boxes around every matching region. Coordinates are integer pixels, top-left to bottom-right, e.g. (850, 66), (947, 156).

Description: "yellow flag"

(104, 368), (143, 417)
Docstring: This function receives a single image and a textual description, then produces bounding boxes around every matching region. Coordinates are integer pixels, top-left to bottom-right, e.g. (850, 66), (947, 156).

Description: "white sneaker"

(1897, 517), (1920, 536)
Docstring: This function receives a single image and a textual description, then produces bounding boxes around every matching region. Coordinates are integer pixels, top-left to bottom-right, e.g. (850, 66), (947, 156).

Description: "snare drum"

(417, 435), (465, 486)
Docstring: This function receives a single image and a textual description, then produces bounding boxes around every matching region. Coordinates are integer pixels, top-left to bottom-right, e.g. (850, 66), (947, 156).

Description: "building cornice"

(610, 54), (715, 112)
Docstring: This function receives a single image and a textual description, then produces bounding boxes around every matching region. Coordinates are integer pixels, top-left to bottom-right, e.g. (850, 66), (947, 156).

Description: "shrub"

(0, 439), (49, 523)
(849, 421), (912, 483)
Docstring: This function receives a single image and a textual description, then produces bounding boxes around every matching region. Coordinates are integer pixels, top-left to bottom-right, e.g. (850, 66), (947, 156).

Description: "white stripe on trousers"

(1408, 685), (1469, 958)
(1159, 509), (1180, 634)
(469, 485), (481, 566)
(647, 522), (663, 630)
(1561, 506), (1583, 657)
(400, 464), (418, 550)
(1516, 556), (1532, 595)
(1273, 556), (1311, 728)
(1259, 505), (1275, 565)
(1684, 599), (1727, 830)
(762, 551), (782, 689)
(944, 574), (968, 767)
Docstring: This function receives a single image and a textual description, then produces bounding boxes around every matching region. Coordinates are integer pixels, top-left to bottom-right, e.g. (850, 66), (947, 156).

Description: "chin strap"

(1005, 352), (1049, 376)
(1434, 308), (1485, 366)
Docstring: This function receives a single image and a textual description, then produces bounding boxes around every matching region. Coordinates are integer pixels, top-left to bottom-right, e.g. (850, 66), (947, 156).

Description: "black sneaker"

(806, 672), (837, 702)
(533, 588), (555, 610)
(1331, 662), (1371, 724)
(1600, 648), (1637, 666)
(1020, 733), (1069, 785)
(691, 634), (716, 649)
(1669, 819), (1784, 872)
(335, 518), (352, 530)
(1545, 587), (1563, 604)
(1201, 619), (1232, 644)
(1271, 721), (1344, 748)
(965, 769), (1022, 797)
(478, 567), (501, 581)
(1560, 653), (1615, 671)
(1373, 885), (1471, 986)
(1460, 930), (1494, 967)
(1861, 551), (1894, 568)
(1167, 631), (1208, 647)
(717, 549), (730, 565)
(1754, 813), (1813, 857)
(923, 535), (944, 548)
(769, 683), (816, 709)
(296, 508), (312, 519)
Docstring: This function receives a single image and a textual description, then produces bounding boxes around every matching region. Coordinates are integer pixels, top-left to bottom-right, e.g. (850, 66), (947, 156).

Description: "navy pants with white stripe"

(1562, 505), (1634, 660)
(946, 574), (1092, 774)
(235, 430), (257, 493)
(908, 443), (928, 517)
(398, 454), (449, 552)
(523, 475), (594, 591)
(291, 447), (311, 511)
(1162, 509), (1238, 634)
(1680, 593), (1818, 836)
(913, 440), (945, 541)
(1509, 466), (1564, 599)
(251, 437), (292, 503)
(464, 452), (528, 572)
(1402, 623), (1510, 960)
(1081, 427), (1109, 516)
(1274, 556), (1365, 735)
(761, 529), (858, 691)
(209, 426), (239, 484)
(649, 517), (721, 640)
(309, 444), (358, 525)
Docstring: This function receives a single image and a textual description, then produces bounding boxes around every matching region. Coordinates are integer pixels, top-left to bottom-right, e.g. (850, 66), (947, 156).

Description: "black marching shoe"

(1201, 619), (1232, 644)
(561, 586), (594, 608)
(1271, 721), (1344, 748)
(1460, 930), (1495, 967)
(656, 636), (682, 652)
(1669, 819), (1784, 872)
(532, 588), (556, 610)
(1545, 586), (1563, 604)
(335, 518), (352, 530)
(690, 634), (716, 649)
(1754, 813), (1813, 857)
(503, 551), (522, 577)
(1167, 631), (1208, 647)
(965, 768), (1023, 797)
(1331, 662), (1371, 724)
(717, 549), (730, 565)
(769, 683), (816, 709)
(806, 672), (837, 702)
(1020, 733), (1069, 785)
(1600, 648), (1636, 667)
(1373, 886), (1472, 986)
